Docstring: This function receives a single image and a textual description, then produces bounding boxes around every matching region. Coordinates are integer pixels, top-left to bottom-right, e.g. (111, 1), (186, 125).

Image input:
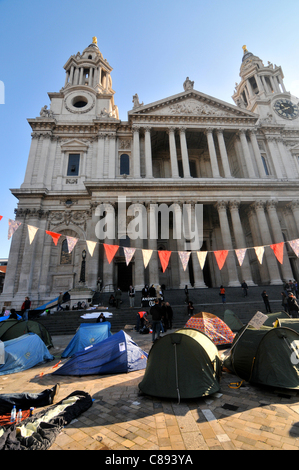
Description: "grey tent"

(138, 328), (221, 400)
(223, 325), (299, 389)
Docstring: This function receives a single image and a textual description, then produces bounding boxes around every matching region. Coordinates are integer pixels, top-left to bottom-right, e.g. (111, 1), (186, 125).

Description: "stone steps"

(34, 285), (285, 336)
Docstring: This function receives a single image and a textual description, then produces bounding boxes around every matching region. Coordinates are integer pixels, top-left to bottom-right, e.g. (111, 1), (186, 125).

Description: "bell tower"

(233, 46), (299, 125)
(232, 46), (287, 110)
(48, 37), (119, 119)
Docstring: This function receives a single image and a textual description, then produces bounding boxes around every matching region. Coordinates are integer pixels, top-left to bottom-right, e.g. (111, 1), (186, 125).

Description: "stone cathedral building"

(2, 39), (299, 308)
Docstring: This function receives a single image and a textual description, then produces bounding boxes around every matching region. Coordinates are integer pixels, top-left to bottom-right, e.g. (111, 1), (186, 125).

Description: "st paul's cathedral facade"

(2, 39), (299, 308)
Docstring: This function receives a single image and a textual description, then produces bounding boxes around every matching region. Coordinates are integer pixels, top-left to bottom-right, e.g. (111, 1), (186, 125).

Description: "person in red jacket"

(21, 296), (31, 321)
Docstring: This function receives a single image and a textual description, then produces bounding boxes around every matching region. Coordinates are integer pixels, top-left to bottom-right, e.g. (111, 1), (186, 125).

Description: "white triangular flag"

(66, 235), (78, 253)
(124, 247), (136, 266)
(142, 249), (153, 269)
(86, 240), (97, 256)
(235, 248), (247, 267)
(197, 251), (208, 269)
(178, 251), (191, 271)
(8, 219), (21, 240)
(254, 246), (264, 264)
(27, 225), (38, 244)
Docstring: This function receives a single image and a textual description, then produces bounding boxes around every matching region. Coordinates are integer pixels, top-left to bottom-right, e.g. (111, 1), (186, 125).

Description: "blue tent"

(61, 322), (112, 358)
(0, 333), (54, 376)
(53, 330), (148, 376)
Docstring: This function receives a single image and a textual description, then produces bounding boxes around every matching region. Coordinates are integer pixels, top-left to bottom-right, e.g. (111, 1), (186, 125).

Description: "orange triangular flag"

(214, 250), (228, 270)
(270, 242), (284, 264)
(103, 243), (119, 264)
(46, 230), (61, 246)
(158, 250), (171, 273)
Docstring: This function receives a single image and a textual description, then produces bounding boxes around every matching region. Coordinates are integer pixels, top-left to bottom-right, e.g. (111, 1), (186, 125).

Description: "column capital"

(204, 127), (214, 135)
(143, 126), (152, 133)
(178, 126), (187, 134)
(266, 199), (278, 210)
(167, 126), (177, 134)
(215, 200), (228, 212)
(252, 200), (266, 211)
(132, 125), (141, 132)
(228, 200), (240, 211)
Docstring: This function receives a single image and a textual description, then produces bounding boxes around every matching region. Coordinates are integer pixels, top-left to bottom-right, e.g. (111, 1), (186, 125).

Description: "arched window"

(120, 154), (130, 175)
(60, 239), (72, 265)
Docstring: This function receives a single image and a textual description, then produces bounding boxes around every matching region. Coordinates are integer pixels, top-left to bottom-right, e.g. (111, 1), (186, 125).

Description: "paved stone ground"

(3, 327), (299, 451)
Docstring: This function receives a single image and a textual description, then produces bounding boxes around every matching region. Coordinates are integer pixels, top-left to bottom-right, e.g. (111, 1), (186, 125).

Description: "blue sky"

(0, 0), (299, 258)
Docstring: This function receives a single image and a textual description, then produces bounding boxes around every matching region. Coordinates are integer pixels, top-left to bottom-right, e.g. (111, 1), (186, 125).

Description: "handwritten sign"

(248, 311), (269, 330)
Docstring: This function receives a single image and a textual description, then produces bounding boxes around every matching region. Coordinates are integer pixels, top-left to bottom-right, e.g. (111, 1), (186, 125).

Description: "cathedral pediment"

(60, 138), (89, 152)
(129, 90), (257, 122)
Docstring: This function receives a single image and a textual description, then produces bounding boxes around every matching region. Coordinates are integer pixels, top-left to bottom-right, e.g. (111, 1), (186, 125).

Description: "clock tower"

(232, 46), (299, 126)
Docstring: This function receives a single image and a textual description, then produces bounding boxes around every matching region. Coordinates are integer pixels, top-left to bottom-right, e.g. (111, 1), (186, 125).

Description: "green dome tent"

(0, 319), (53, 349)
(263, 311), (290, 327)
(223, 325), (299, 389)
(223, 310), (244, 332)
(138, 328), (221, 401)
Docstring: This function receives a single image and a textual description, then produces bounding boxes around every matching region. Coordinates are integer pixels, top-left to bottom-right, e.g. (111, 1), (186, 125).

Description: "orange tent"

(185, 312), (235, 346)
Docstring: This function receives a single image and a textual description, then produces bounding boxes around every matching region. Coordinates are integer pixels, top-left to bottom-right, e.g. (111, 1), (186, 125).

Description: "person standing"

(21, 296), (31, 321)
(241, 281), (248, 297)
(150, 299), (162, 343)
(261, 290), (271, 313)
(128, 285), (135, 307)
(115, 287), (122, 309)
(287, 293), (299, 318)
(220, 286), (226, 304)
(57, 292), (64, 311)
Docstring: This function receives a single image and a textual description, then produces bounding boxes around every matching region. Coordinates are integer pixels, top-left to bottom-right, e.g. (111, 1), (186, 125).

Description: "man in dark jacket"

(150, 299), (162, 342)
(287, 293), (299, 318)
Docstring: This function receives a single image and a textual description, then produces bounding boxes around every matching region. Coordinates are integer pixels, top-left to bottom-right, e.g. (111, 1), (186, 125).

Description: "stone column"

(86, 205), (100, 289)
(216, 129), (232, 178)
(253, 200), (282, 285)
(228, 201), (255, 285)
(276, 138), (294, 179)
(215, 201), (240, 286)
(96, 132), (105, 179)
(88, 67), (93, 87)
(22, 134), (39, 188)
(132, 126), (141, 178)
(179, 128), (191, 178)
(266, 200), (293, 281)
(290, 201), (299, 235)
(266, 137), (284, 178)
(247, 205), (269, 284)
(144, 127), (153, 178)
(36, 132), (52, 186)
(147, 203), (159, 286)
(239, 129), (256, 178)
(173, 203), (190, 288)
(167, 127), (180, 178)
(130, 203), (145, 291)
(248, 130), (267, 177)
(102, 204), (115, 292)
(108, 134), (116, 179)
(79, 67), (84, 85)
(205, 129), (221, 178)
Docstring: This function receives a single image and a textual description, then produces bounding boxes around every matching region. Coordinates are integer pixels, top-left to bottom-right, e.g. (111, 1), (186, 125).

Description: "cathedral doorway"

(117, 262), (132, 291)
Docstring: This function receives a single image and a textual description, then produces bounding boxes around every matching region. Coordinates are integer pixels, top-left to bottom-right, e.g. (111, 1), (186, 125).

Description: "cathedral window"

(67, 154), (80, 176)
(60, 239), (72, 265)
(261, 155), (270, 176)
(120, 154), (130, 175)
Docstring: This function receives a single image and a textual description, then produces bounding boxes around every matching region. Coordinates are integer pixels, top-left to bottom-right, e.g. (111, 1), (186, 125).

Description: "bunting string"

(1, 213), (299, 273)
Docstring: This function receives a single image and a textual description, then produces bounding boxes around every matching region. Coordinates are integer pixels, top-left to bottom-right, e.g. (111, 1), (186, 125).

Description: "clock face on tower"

(273, 99), (299, 120)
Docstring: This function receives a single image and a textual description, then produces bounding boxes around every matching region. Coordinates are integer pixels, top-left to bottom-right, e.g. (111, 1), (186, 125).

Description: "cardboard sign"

(248, 311), (268, 330)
